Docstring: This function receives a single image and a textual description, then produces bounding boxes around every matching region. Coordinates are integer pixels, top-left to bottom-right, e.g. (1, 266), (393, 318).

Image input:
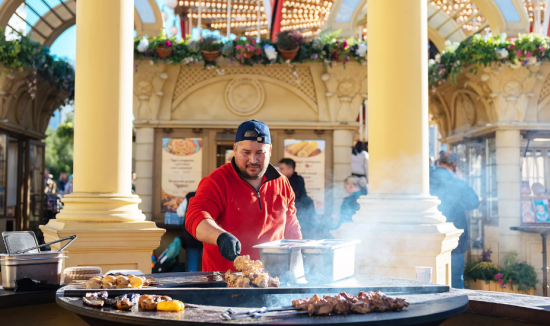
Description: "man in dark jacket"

(279, 158), (317, 236)
(430, 151), (479, 289)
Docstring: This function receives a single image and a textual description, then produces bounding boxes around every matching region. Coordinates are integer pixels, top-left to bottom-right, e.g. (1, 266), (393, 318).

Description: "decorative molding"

(173, 65), (317, 105)
(224, 77), (265, 116)
(133, 63), (169, 120)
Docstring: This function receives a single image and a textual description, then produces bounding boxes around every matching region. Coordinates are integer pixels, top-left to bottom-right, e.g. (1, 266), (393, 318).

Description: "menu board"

(284, 139), (326, 215)
(161, 138), (202, 213)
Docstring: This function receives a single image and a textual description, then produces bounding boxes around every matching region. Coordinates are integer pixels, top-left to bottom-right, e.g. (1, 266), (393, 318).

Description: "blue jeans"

(451, 252), (465, 289)
(186, 248), (202, 272)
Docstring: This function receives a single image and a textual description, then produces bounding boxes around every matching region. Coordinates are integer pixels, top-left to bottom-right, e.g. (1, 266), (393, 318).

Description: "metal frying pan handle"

(14, 235), (77, 254)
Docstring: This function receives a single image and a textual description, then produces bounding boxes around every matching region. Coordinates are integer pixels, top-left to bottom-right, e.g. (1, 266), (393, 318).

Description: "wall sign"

(161, 138), (203, 214)
(284, 139), (326, 215)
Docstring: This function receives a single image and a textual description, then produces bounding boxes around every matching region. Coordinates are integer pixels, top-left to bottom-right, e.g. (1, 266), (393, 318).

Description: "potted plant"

(330, 39), (350, 62)
(235, 36), (260, 64)
(465, 250), (537, 295)
(276, 30), (303, 61)
(199, 36), (223, 62)
(149, 32), (176, 58)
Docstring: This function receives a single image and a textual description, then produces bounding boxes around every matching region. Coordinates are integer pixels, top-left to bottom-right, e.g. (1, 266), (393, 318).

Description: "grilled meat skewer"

(292, 291), (409, 316)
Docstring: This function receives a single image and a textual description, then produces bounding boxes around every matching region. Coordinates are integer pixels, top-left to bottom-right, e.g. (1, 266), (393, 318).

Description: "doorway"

(216, 143), (234, 168)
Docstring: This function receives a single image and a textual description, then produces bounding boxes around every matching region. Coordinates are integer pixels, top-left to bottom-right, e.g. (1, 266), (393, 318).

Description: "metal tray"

(2, 231), (40, 255)
(253, 240), (315, 282)
(300, 239), (361, 283)
(0, 252), (67, 290)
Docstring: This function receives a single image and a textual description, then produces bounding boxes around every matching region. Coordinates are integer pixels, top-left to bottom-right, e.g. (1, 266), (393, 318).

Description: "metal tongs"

(14, 235), (77, 254)
(221, 306), (306, 320)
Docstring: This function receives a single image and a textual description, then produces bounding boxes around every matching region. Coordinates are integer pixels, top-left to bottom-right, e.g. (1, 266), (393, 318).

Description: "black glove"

(217, 232), (241, 261)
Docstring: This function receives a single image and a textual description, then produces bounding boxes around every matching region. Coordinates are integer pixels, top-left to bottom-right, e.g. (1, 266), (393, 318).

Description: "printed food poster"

(534, 199), (550, 223)
(521, 200), (535, 223)
(161, 138), (202, 213)
(284, 139), (325, 215)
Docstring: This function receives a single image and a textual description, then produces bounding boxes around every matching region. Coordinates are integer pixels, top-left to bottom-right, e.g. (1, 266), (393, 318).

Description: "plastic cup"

(415, 266), (432, 283)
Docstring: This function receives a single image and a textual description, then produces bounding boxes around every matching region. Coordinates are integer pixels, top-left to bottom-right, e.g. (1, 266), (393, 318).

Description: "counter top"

(0, 286), (57, 309)
(56, 273), (467, 326)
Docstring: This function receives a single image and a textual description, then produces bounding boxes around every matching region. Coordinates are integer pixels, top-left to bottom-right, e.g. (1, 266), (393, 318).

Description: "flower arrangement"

(428, 33), (550, 87)
(464, 250), (537, 293)
(329, 38), (350, 62)
(133, 30), (368, 69)
(0, 29), (74, 104)
(235, 36), (261, 64)
(147, 31), (177, 58)
(198, 36), (223, 63)
(276, 30), (303, 61)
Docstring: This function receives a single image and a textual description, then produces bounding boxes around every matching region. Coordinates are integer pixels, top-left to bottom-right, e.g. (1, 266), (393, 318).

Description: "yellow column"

(331, 0), (461, 285)
(40, 0), (165, 273)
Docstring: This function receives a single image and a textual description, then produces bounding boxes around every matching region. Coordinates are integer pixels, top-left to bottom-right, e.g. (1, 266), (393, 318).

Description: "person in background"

(177, 192), (203, 272)
(430, 150), (479, 289)
(429, 156), (436, 173)
(58, 172), (68, 193)
(351, 141), (369, 183)
(339, 176), (367, 225)
(44, 174), (57, 194)
(278, 158), (317, 238)
(131, 171), (137, 194)
(64, 174), (73, 194)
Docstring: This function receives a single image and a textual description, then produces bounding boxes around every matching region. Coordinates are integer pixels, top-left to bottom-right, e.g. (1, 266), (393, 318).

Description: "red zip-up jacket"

(185, 159), (302, 272)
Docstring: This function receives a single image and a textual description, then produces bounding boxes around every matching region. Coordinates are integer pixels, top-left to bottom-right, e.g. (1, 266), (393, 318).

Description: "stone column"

(135, 128), (155, 221)
(40, 0), (165, 273)
(495, 130), (521, 264)
(331, 0), (461, 285)
(333, 130), (353, 213)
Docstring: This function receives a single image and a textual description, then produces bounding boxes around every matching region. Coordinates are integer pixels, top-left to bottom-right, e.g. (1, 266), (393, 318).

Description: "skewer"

(221, 305), (301, 319)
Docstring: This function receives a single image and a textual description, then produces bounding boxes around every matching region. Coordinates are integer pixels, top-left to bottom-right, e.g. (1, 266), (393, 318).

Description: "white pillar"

(135, 128), (155, 221)
(536, 0), (542, 35)
(331, 0), (461, 285)
(198, 0), (202, 34)
(333, 130), (353, 214)
(40, 0), (164, 273)
(257, 0), (261, 40)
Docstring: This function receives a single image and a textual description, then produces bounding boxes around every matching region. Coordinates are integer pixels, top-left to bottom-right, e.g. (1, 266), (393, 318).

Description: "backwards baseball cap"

(235, 119), (271, 144)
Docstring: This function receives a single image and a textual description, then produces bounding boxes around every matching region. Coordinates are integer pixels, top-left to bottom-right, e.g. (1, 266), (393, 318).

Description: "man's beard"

(238, 163), (267, 180)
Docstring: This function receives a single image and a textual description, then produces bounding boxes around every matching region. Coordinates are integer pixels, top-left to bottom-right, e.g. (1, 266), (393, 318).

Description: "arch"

(326, 0), (529, 43)
(0, 0), (163, 46)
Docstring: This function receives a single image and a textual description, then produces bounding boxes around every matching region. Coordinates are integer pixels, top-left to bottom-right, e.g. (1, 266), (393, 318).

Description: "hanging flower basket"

(278, 47), (299, 61)
(156, 47), (173, 58)
(201, 50), (221, 62)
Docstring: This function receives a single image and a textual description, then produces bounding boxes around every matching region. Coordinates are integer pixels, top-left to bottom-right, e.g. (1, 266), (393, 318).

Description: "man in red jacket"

(185, 119), (302, 271)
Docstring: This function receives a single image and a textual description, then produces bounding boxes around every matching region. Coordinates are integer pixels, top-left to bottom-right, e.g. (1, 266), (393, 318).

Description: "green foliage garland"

(0, 29), (75, 104)
(429, 33), (550, 87)
(133, 29), (368, 69)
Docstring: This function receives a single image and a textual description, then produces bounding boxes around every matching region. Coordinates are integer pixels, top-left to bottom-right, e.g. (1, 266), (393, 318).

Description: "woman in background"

(351, 141), (369, 183)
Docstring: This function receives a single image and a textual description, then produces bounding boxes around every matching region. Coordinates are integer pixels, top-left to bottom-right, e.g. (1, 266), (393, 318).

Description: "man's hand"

(216, 232), (241, 261)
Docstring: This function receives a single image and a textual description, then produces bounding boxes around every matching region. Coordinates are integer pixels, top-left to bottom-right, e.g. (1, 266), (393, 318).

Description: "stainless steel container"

(253, 240), (316, 282)
(0, 252), (67, 290)
(300, 239), (361, 283)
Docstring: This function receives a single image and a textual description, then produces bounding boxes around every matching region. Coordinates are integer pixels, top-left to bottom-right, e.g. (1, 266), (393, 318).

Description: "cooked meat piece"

(330, 295), (351, 315)
(350, 301), (376, 314)
(308, 298), (335, 316)
(117, 297), (134, 310)
(115, 294), (140, 310)
(268, 277), (281, 288)
(83, 297), (105, 307)
(292, 298), (310, 309)
(235, 275), (251, 288)
(339, 292), (359, 303)
(252, 273), (270, 288)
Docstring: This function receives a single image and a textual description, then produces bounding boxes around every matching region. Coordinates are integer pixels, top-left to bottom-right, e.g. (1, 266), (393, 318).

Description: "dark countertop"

(510, 226), (550, 234)
(56, 273), (467, 326)
(0, 286), (57, 309)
